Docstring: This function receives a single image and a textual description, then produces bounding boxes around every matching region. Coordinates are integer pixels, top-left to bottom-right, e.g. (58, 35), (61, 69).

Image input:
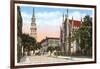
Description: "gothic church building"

(60, 10), (82, 56)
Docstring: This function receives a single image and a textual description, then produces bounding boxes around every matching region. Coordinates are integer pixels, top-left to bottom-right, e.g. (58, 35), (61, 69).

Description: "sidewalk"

(19, 55), (93, 65)
(56, 56), (93, 62)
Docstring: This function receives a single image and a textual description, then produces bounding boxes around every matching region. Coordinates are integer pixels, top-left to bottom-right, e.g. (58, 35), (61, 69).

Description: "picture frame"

(10, 0), (96, 69)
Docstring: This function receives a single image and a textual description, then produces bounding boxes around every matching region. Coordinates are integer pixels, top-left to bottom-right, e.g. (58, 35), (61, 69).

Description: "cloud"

(69, 11), (87, 20)
(21, 12), (32, 23)
(35, 11), (62, 41)
(22, 23), (30, 34)
(36, 11), (62, 26)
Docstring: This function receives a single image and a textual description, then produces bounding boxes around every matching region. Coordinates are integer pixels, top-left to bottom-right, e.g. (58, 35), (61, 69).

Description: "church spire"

(65, 9), (68, 18)
(31, 8), (35, 23)
(72, 16), (73, 20)
(32, 8), (35, 17)
(63, 13), (64, 22)
(67, 9), (68, 17)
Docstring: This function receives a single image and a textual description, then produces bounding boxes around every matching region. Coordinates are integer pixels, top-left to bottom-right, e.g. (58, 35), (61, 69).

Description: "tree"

(47, 46), (54, 56)
(82, 15), (92, 56)
(17, 6), (23, 62)
(76, 15), (92, 56)
(36, 43), (42, 50)
(29, 36), (37, 55)
(71, 15), (92, 56)
(21, 34), (37, 56)
(54, 46), (61, 56)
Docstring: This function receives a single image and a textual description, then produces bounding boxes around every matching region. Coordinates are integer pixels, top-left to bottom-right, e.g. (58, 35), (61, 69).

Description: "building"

(30, 8), (37, 39)
(39, 37), (60, 55)
(60, 10), (81, 56)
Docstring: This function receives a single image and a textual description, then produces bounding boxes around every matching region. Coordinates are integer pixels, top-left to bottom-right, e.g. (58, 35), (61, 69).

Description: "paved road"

(19, 55), (93, 65)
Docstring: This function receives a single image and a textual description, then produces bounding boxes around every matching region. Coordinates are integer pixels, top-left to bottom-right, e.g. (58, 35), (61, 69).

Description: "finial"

(63, 13), (64, 21)
(67, 9), (68, 15)
(72, 16), (73, 20)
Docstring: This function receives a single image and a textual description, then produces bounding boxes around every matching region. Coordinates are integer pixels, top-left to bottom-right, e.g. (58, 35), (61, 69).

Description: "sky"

(20, 6), (93, 42)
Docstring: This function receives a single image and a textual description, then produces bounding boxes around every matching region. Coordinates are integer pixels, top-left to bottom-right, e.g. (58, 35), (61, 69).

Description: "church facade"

(60, 10), (81, 56)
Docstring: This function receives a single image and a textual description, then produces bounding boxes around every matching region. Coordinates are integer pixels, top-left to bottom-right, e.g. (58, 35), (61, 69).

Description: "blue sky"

(20, 6), (92, 16)
(20, 6), (93, 42)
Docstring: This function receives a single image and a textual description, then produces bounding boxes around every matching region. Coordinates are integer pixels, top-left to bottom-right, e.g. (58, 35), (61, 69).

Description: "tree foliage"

(54, 46), (61, 52)
(21, 34), (37, 55)
(36, 43), (42, 50)
(74, 15), (92, 56)
(17, 6), (22, 62)
(47, 46), (54, 56)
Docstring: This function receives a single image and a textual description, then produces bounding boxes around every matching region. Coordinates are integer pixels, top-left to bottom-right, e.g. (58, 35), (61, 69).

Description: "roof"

(69, 19), (81, 27)
(39, 37), (60, 44)
(64, 19), (81, 27)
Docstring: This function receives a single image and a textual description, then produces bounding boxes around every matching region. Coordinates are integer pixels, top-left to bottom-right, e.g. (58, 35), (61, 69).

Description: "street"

(19, 55), (93, 65)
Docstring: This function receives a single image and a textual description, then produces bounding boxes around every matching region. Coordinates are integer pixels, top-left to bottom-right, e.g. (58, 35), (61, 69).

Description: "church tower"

(30, 8), (37, 39)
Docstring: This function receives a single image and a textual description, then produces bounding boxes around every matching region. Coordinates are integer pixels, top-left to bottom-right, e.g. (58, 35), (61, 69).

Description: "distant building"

(39, 37), (60, 55)
(60, 10), (81, 56)
(30, 8), (37, 39)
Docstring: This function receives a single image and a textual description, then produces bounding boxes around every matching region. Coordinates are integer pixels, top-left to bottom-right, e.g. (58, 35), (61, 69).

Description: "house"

(39, 37), (60, 55)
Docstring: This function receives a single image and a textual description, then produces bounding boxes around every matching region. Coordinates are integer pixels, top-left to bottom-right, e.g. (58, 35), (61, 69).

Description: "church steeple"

(30, 8), (37, 39)
(62, 13), (64, 22)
